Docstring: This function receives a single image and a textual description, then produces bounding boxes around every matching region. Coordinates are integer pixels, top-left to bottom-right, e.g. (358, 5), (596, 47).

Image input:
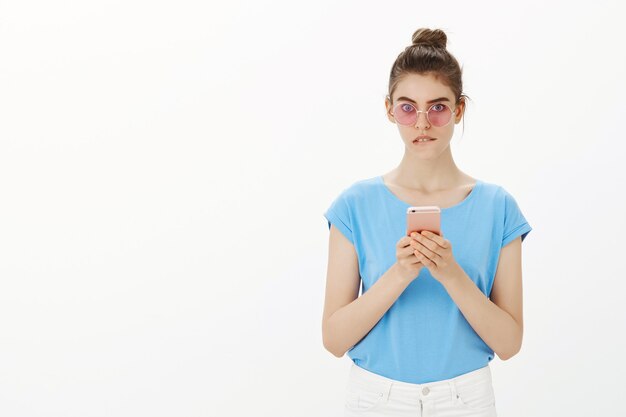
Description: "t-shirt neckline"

(377, 175), (482, 211)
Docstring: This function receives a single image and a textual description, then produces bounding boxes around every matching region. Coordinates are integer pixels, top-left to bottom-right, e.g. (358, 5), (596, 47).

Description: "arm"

(441, 236), (524, 360)
(322, 225), (412, 357)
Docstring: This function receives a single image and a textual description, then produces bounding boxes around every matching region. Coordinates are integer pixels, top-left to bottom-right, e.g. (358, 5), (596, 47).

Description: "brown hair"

(387, 28), (470, 133)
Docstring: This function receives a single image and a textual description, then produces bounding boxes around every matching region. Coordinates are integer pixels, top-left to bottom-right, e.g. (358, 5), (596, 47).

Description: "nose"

(414, 110), (430, 130)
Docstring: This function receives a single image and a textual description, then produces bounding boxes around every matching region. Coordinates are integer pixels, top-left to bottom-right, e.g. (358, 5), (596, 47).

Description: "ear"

(385, 95), (396, 124)
(455, 97), (466, 122)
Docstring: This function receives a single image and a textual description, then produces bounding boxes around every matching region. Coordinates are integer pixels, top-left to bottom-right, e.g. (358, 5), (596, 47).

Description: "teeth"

(416, 138), (432, 142)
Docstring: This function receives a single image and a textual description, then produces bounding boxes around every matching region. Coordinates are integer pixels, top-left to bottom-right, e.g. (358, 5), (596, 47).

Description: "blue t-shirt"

(323, 175), (532, 384)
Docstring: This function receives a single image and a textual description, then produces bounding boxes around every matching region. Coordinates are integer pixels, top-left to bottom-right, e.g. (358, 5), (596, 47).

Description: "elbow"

(498, 336), (523, 361)
(498, 349), (517, 361)
(322, 322), (346, 358)
(323, 342), (345, 358)
(328, 346), (345, 358)
(322, 333), (345, 358)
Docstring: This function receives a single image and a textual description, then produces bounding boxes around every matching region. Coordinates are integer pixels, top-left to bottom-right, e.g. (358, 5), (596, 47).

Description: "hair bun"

(411, 28), (447, 49)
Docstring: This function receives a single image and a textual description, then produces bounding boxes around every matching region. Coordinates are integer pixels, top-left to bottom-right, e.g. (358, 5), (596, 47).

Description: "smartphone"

(406, 206), (441, 237)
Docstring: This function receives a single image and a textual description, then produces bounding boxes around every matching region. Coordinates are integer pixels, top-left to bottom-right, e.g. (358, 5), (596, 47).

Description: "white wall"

(1, 0), (624, 416)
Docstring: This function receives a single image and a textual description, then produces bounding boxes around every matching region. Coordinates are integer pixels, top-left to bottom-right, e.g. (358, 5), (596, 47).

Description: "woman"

(322, 28), (532, 417)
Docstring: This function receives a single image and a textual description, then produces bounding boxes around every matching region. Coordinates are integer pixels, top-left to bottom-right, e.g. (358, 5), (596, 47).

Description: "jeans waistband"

(348, 363), (493, 402)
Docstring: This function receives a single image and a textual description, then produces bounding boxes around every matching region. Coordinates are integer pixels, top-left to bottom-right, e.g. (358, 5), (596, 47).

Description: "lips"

(413, 135), (436, 143)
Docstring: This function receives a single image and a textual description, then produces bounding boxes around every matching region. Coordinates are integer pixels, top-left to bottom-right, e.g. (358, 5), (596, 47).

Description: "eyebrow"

(396, 96), (450, 104)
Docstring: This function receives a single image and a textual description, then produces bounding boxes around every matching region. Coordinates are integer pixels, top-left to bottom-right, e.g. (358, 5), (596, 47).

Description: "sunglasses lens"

(428, 104), (453, 127)
(394, 103), (417, 125)
(393, 103), (453, 127)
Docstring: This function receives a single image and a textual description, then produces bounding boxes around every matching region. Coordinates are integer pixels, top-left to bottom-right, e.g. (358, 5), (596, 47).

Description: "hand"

(394, 235), (426, 283)
(410, 230), (463, 284)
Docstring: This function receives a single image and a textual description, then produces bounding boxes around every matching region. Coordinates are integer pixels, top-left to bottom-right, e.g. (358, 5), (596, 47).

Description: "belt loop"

(380, 380), (392, 402)
(448, 380), (458, 402)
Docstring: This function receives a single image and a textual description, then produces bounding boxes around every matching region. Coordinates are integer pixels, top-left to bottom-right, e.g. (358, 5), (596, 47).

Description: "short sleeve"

(501, 188), (533, 247)
(323, 191), (354, 245)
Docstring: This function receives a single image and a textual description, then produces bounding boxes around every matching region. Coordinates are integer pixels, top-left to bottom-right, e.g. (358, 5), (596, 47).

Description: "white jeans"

(344, 363), (497, 417)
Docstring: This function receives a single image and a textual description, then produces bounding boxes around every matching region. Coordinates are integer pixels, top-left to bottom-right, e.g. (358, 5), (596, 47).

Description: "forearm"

(324, 263), (412, 357)
(441, 270), (522, 360)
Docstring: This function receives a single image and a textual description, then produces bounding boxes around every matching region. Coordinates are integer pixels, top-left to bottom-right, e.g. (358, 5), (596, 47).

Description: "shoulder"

(477, 179), (514, 203)
(478, 179), (531, 232)
(331, 175), (380, 202)
(474, 179), (526, 222)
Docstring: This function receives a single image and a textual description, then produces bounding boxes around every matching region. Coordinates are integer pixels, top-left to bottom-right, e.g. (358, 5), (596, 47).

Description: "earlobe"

(456, 100), (465, 121)
(385, 99), (396, 123)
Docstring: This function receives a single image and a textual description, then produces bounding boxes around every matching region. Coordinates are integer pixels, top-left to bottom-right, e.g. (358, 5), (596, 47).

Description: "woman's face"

(385, 73), (465, 156)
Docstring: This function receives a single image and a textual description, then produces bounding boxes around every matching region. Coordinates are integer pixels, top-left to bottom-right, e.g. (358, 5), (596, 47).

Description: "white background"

(1, 1), (625, 416)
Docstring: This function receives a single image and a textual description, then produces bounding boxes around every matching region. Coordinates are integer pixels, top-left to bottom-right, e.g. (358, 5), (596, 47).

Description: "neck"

(392, 147), (464, 192)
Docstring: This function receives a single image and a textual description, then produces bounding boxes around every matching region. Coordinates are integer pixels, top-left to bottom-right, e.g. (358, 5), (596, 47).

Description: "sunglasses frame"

(388, 97), (459, 128)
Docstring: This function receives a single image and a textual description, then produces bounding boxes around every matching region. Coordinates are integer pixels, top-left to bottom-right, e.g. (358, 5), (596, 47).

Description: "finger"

(414, 233), (439, 252)
(397, 235), (413, 248)
(414, 249), (433, 266)
(401, 245), (419, 258)
(421, 231), (449, 250)
(412, 234), (441, 256)
(409, 250), (423, 264)
(412, 239), (442, 261)
(403, 245), (426, 263)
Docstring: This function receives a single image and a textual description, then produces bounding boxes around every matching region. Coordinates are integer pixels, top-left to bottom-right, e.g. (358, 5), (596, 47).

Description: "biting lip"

(413, 135), (435, 141)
